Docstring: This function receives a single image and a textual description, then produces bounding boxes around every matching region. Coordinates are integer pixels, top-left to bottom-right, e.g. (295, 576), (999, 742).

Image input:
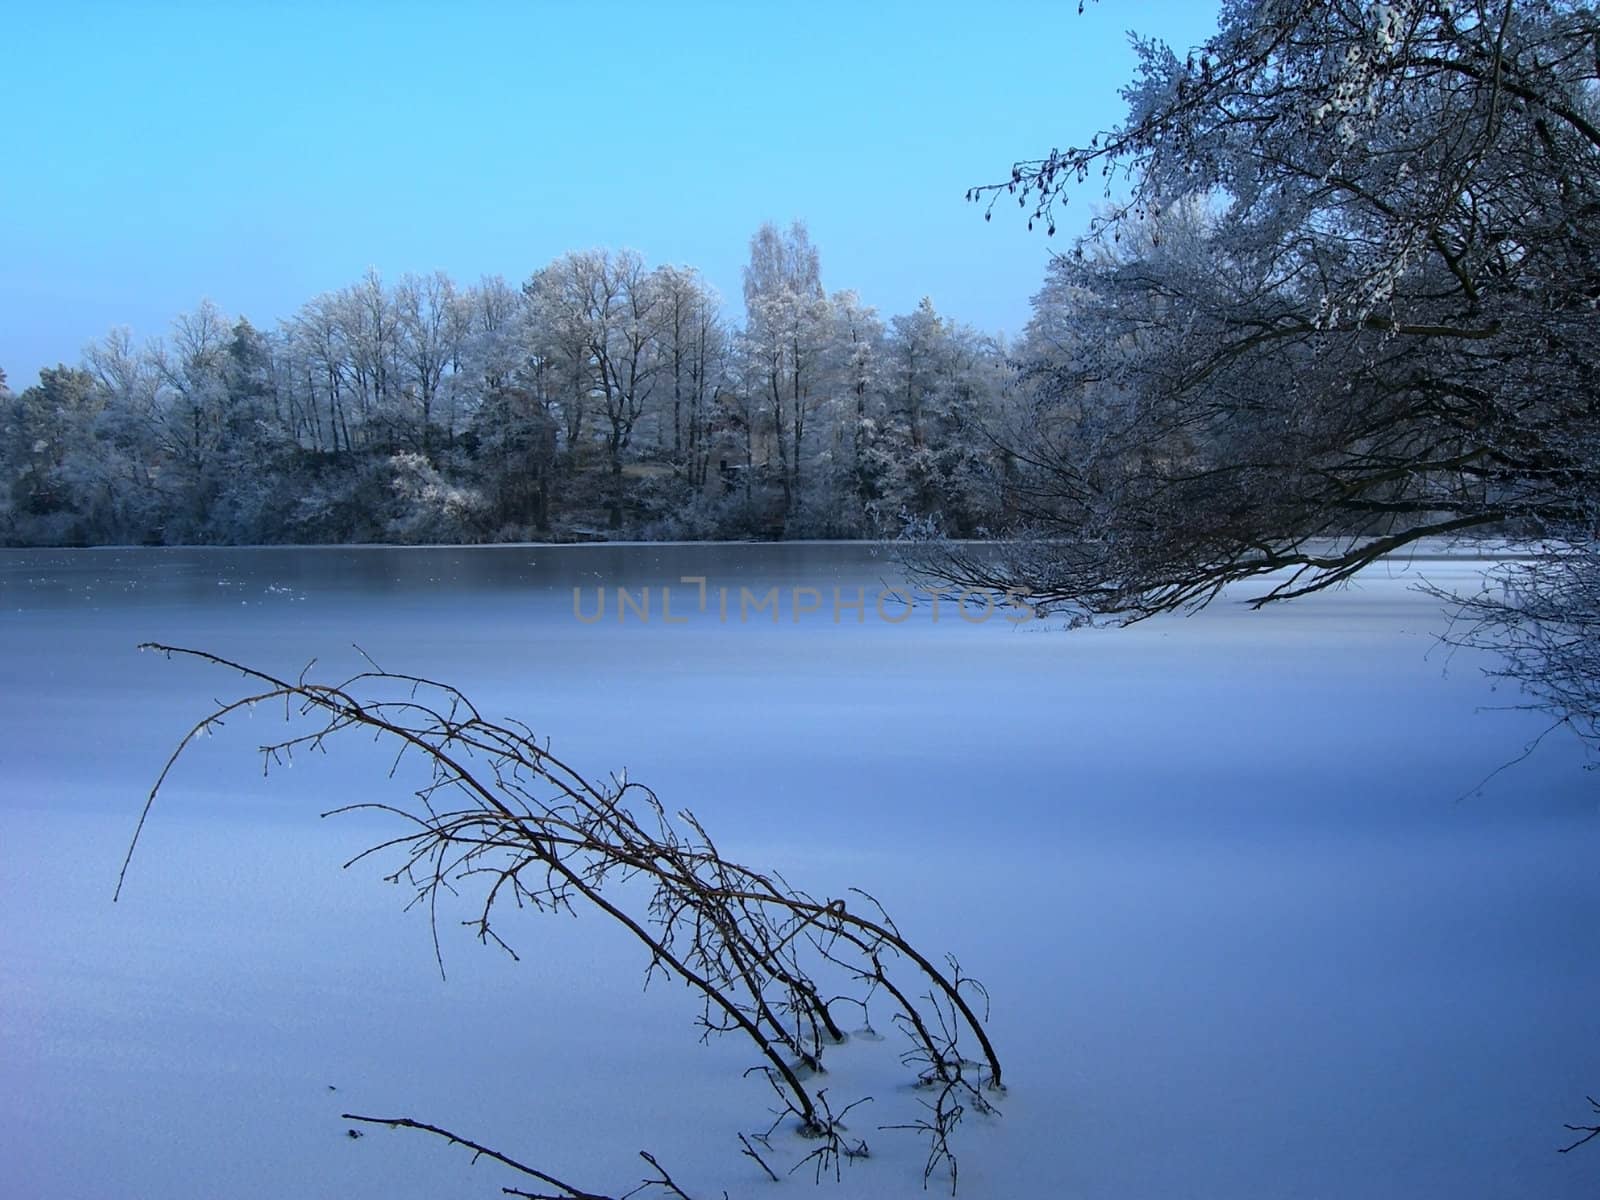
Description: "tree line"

(0, 222), (1019, 547)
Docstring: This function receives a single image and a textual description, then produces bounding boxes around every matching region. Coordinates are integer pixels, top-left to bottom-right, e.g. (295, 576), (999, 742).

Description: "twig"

(342, 1113), (612, 1199)
(1560, 1096), (1600, 1154)
(737, 1133), (779, 1183)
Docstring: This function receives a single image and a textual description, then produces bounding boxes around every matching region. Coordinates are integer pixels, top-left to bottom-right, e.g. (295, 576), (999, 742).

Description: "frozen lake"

(2, 543), (1597, 1199)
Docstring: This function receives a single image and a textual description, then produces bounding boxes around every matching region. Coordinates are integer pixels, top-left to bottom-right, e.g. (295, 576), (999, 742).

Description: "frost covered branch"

(1434, 544), (1600, 753)
(936, 1), (1600, 734)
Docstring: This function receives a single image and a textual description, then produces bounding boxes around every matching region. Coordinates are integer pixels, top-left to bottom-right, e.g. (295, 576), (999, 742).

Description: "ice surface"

(1, 544), (1596, 1198)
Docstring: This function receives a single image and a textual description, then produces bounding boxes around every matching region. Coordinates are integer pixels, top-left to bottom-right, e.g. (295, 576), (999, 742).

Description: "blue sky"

(1, 1), (1220, 388)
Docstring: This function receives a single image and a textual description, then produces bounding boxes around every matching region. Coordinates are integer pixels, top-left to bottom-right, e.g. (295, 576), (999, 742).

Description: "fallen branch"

(123, 644), (1004, 1191)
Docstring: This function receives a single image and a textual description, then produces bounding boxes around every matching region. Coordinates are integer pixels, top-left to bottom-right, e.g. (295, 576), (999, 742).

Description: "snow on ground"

(1, 543), (1597, 1199)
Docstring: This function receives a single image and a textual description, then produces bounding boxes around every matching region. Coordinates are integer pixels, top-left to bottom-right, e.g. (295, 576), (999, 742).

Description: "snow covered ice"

(2, 543), (1596, 1198)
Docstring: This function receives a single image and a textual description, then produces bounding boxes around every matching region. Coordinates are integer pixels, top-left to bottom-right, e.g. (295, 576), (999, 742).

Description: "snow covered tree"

(939, 0), (1600, 707)
(3, 365), (101, 538)
(332, 269), (404, 450)
(742, 221), (831, 518)
(453, 276), (558, 536)
(877, 299), (1009, 537)
(527, 250), (665, 529)
(653, 264), (724, 483)
(283, 293), (357, 454)
(82, 328), (167, 542)
(806, 289), (888, 534)
(458, 275), (527, 397)
(394, 270), (468, 452)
